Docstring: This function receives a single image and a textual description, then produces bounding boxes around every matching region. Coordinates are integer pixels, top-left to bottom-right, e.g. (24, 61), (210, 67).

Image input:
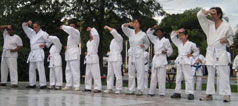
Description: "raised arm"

(48, 36), (62, 50)
(61, 25), (80, 38)
(22, 21), (35, 39)
(89, 27), (100, 45)
(170, 31), (181, 47)
(197, 9), (213, 36)
(104, 26), (123, 42)
(146, 28), (157, 44)
(121, 23), (134, 37)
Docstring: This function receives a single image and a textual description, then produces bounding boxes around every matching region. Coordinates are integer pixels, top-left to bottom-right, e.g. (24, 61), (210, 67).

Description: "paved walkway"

(0, 82), (238, 106)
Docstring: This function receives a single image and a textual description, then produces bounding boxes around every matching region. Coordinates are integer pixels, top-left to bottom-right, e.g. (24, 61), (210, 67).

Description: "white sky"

(155, 0), (238, 29)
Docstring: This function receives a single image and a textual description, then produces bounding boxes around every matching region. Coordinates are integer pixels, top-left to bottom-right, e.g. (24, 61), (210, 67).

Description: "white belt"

(207, 46), (226, 61)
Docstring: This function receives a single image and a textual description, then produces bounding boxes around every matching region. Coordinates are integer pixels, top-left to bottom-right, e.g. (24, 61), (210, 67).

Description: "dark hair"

(133, 18), (143, 28)
(156, 28), (164, 33)
(33, 21), (41, 27)
(210, 7), (223, 20)
(68, 19), (78, 28)
(179, 29), (188, 35)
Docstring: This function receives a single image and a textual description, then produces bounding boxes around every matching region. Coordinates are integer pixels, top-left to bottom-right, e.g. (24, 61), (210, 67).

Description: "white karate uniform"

(232, 55), (238, 87)
(84, 28), (102, 90)
(122, 24), (150, 92)
(197, 10), (234, 96)
(171, 31), (199, 94)
(62, 25), (81, 88)
(22, 23), (49, 86)
(147, 28), (173, 95)
(143, 51), (150, 94)
(1, 30), (23, 85)
(192, 54), (205, 91)
(106, 29), (123, 91)
(47, 36), (63, 87)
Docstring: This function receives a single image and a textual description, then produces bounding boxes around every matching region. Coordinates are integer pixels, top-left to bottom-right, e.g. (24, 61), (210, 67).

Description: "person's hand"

(10, 49), (16, 52)
(124, 22), (133, 27)
(176, 28), (185, 33)
(25, 20), (32, 26)
(87, 27), (92, 32)
(162, 50), (167, 54)
(140, 44), (145, 48)
(220, 37), (228, 44)
(7, 25), (11, 29)
(151, 25), (159, 30)
(60, 25), (63, 30)
(64, 46), (67, 50)
(84, 52), (88, 55)
(39, 43), (46, 48)
(232, 70), (237, 77)
(187, 54), (193, 57)
(104, 25), (113, 31)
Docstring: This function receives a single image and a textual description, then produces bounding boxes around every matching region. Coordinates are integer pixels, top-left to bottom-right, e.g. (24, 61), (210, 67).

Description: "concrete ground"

(0, 82), (238, 106)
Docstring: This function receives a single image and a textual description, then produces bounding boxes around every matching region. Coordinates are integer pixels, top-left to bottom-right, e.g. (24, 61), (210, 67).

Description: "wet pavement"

(0, 82), (238, 106)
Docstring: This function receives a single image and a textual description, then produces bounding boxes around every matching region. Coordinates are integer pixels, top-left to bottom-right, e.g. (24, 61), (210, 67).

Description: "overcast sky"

(156, 0), (238, 29)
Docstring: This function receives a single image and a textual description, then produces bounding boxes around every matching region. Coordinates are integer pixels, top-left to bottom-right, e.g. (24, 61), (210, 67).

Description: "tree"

(68, 0), (164, 71)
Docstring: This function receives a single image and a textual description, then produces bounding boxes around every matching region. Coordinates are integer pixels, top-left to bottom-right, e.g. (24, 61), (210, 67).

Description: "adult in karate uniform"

(60, 22), (81, 91)
(192, 48), (205, 91)
(103, 26), (123, 94)
(143, 51), (150, 94)
(47, 35), (63, 90)
(146, 25), (173, 96)
(197, 7), (234, 102)
(22, 20), (49, 89)
(170, 28), (199, 100)
(0, 25), (22, 87)
(122, 19), (150, 96)
(84, 27), (102, 93)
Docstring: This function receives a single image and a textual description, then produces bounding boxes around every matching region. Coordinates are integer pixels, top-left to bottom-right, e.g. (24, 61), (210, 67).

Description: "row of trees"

(0, 0), (237, 81)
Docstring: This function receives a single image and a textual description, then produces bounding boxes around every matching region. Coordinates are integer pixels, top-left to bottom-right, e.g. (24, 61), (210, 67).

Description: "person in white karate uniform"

(84, 27), (102, 93)
(47, 35), (63, 90)
(22, 20), (49, 89)
(197, 7), (234, 102)
(103, 26), (123, 94)
(232, 54), (238, 90)
(146, 25), (173, 96)
(170, 28), (199, 100)
(60, 21), (81, 91)
(192, 48), (205, 91)
(122, 18), (150, 96)
(0, 25), (23, 88)
(143, 51), (150, 94)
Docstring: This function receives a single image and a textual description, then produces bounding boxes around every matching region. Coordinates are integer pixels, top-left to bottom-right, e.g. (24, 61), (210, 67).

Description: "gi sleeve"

(146, 28), (157, 44)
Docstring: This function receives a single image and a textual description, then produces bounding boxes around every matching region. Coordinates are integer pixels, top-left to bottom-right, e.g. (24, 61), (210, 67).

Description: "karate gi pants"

(149, 66), (166, 95)
(106, 61), (123, 90)
(50, 66), (63, 86)
(85, 63), (102, 90)
(29, 61), (47, 86)
(144, 71), (149, 94)
(175, 64), (194, 94)
(65, 60), (80, 88)
(128, 57), (145, 92)
(193, 68), (203, 91)
(1, 57), (18, 85)
(206, 65), (231, 95)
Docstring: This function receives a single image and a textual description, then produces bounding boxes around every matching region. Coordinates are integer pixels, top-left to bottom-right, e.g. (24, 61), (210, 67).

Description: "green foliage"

(0, 0), (163, 81)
